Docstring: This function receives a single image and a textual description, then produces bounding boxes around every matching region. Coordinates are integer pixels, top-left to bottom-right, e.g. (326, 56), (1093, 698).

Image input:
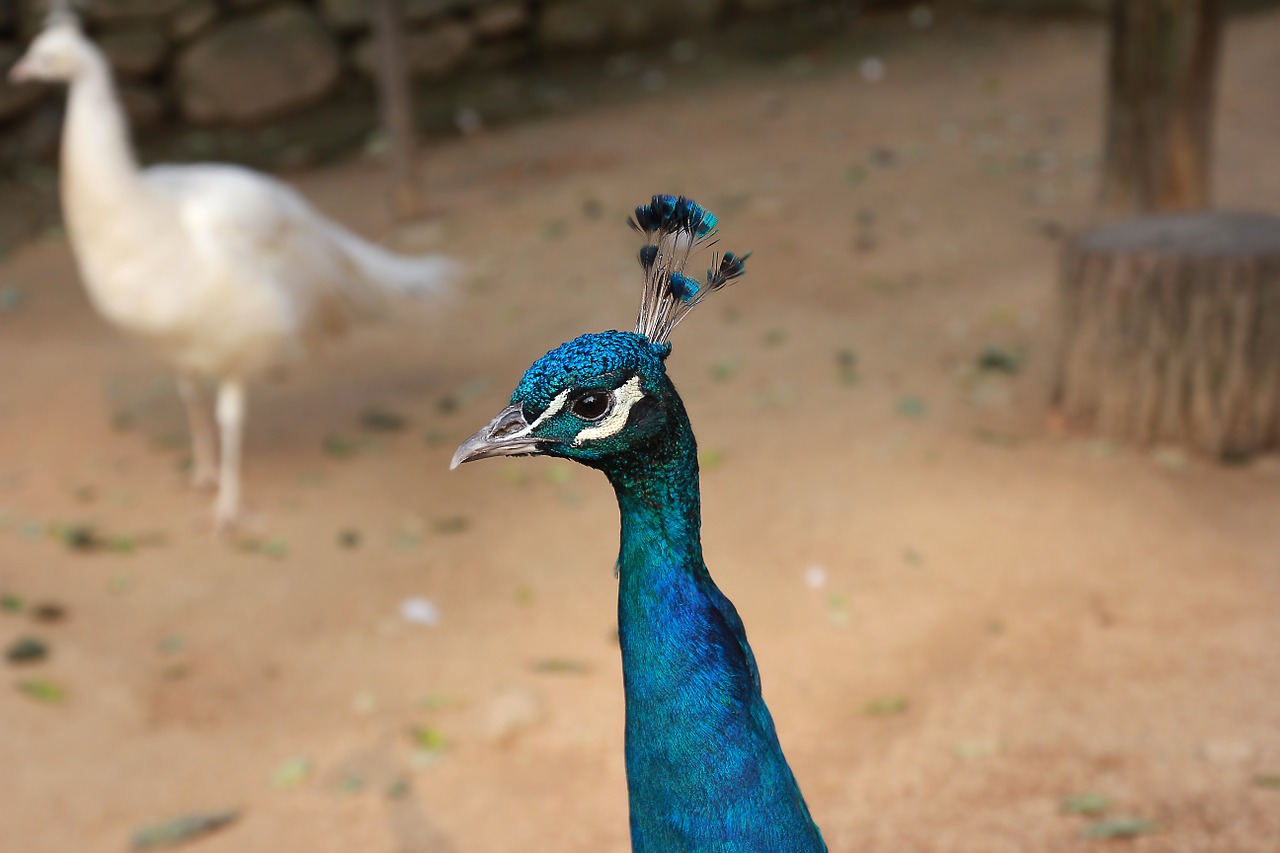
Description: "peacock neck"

(609, 420), (704, 585)
(603, 392), (826, 851)
(61, 43), (145, 216)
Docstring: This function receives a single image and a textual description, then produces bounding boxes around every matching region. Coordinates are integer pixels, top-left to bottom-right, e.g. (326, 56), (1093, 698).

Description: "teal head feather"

(452, 196), (825, 851)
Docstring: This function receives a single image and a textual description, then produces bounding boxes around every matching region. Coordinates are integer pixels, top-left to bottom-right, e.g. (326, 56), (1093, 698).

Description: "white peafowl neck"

(59, 34), (150, 222)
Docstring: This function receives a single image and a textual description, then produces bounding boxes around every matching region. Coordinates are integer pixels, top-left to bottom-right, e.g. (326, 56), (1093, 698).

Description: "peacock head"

(452, 195), (747, 473)
(8, 9), (92, 85)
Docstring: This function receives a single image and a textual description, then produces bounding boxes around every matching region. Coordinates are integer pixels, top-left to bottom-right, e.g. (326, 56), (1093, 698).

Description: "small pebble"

(400, 597), (440, 627)
(859, 57), (886, 83)
(804, 566), (827, 589)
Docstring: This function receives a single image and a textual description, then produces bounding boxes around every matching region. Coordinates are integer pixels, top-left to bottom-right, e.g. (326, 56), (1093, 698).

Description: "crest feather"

(628, 194), (748, 346)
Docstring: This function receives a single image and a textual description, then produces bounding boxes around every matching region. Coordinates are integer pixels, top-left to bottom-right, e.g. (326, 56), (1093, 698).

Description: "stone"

(537, 0), (610, 49)
(176, 6), (341, 125)
(472, 1), (528, 39)
(739, 0), (804, 10)
(605, 0), (726, 41)
(168, 0), (220, 41)
(470, 38), (531, 70)
(350, 21), (472, 80)
(98, 28), (169, 79)
(0, 43), (49, 123)
(17, 0), (46, 38)
(0, 103), (61, 165)
(612, 5), (653, 42)
(662, 0), (726, 27)
(88, 0), (187, 24)
(319, 0), (472, 31)
(119, 83), (166, 129)
(968, 0), (1108, 13)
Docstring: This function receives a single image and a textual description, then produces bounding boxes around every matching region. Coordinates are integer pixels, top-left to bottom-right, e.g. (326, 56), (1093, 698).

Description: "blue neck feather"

(602, 382), (826, 852)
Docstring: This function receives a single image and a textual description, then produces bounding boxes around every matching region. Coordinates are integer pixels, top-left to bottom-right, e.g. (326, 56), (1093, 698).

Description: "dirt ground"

(2, 10), (1279, 853)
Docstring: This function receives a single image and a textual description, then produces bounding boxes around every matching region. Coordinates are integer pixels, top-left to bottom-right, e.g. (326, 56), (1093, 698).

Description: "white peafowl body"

(10, 16), (459, 530)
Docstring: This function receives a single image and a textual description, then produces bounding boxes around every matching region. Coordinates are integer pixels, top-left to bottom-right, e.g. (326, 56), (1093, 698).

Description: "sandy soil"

(2, 10), (1279, 853)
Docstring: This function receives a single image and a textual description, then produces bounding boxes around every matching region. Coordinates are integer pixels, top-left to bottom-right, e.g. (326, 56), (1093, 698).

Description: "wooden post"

(370, 0), (422, 220)
(1100, 0), (1225, 217)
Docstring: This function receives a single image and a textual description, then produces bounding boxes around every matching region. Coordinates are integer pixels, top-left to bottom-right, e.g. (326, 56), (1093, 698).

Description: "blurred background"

(1, 0), (1279, 850)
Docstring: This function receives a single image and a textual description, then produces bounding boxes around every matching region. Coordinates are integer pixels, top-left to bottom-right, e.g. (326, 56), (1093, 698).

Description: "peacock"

(9, 10), (460, 531)
(452, 195), (826, 851)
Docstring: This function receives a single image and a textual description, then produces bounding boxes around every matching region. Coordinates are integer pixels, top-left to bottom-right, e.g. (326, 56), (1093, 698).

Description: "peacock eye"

(569, 390), (612, 421)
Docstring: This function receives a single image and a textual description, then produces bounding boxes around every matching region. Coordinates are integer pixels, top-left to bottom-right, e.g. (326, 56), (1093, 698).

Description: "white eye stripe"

(526, 389), (570, 433)
(573, 376), (645, 446)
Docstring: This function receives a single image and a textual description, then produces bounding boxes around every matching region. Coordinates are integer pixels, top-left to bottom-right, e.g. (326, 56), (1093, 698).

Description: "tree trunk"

(370, 0), (422, 220)
(1054, 212), (1280, 458)
(1101, 0), (1224, 217)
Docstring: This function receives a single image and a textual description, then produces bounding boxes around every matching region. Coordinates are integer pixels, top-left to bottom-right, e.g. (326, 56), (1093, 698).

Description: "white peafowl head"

(8, 1), (95, 85)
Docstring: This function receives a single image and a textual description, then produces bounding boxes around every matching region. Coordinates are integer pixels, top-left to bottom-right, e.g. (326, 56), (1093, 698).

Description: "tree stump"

(1054, 211), (1280, 457)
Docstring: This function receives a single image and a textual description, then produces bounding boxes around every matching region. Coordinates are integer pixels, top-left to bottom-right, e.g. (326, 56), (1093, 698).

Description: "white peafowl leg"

(213, 379), (247, 533)
(176, 375), (218, 490)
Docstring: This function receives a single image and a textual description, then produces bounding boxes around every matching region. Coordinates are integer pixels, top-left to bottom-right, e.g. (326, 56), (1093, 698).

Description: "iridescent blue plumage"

(638, 244), (659, 271)
(453, 197), (825, 852)
(630, 194), (719, 239)
(708, 250), (751, 291)
(670, 272), (701, 303)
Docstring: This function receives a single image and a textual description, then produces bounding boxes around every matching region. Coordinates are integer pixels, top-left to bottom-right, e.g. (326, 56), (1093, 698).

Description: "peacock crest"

(629, 194), (750, 349)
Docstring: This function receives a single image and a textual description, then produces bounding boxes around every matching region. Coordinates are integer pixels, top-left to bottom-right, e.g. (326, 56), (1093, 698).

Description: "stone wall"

(3, 0), (1270, 170)
(0, 0), (839, 168)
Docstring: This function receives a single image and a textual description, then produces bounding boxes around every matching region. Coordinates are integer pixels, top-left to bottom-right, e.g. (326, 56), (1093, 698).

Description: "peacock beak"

(451, 404), (550, 469)
(8, 57), (34, 84)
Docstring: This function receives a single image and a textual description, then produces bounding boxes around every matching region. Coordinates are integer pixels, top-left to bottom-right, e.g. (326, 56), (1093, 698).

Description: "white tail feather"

(327, 223), (462, 297)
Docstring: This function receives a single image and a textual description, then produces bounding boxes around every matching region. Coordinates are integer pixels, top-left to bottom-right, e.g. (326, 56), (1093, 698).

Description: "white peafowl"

(9, 8), (460, 532)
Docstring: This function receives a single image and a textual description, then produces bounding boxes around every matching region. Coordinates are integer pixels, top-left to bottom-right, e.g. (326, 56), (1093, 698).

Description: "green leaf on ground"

(761, 328), (788, 348)
(409, 725), (447, 755)
(710, 357), (740, 382)
(698, 449), (725, 471)
(977, 346), (1022, 375)
(131, 810), (239, 850)
(844, 164), (868, 185)
(18, 678), (65, 704)
(1061, 792), (1110, 815)
(863, 696), (909, 717)
(322, 435), (357, 458)
(58, 523), (102, 551)
(432, 516), (470, 534)
(826, 594), (851, 627)
(530, 657), (593, 675)
(271, 757), (311, 790)
(1083, 817), (1156, 840)
(6, 636), (48, 664)
(545, 465), (572, 485)
(836, 349), (858, 385)
(262, 539), (288, 559)
(896, 395), (927, 419)
(360, 408), (407, 432)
